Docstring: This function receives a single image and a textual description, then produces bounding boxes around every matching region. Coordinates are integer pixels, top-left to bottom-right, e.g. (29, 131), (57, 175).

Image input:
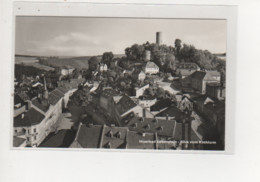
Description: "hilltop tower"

(144, 50), (151, 61)
(156, 32), (162, 45)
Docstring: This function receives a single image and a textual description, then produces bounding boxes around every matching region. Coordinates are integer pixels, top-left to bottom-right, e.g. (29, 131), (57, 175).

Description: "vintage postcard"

(12, 3), (236, 152)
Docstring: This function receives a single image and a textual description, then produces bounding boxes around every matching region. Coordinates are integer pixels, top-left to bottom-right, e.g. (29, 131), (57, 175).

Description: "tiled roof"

(150, 98), (173, 112)
(145, 61), (159, 69)
(39, 129), (76, 148)
(100, 125), (128, 149)
(56, 86), (69, 94)
(48, 89), (64, 105)
(155, 106), (183, 121)
(13, 136), (26, 147)
(116, 95), (137, 115)
(75, 124), (103, 148)
(17, 92), (30, 101)
(126, 131), (156, 149)
(191, 71), (220, 81)
(32, 98), (49, 112)
(101, 88), (120, 98)
(177, 69), (196, 76)
(190, 71), (207, 80)
(125, 117), (176, 137)
(14, 108), (45, 127)
(14, 94), (25, 105)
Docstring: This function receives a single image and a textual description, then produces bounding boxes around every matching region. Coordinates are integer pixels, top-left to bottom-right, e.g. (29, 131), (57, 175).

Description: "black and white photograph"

(3, 1), (260, 182)
(13, 16), (227, 150)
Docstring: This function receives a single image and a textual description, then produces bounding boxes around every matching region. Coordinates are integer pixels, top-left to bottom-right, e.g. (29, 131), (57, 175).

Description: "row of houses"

(13, 78), (85, 147)
(70, 121), (201, 150)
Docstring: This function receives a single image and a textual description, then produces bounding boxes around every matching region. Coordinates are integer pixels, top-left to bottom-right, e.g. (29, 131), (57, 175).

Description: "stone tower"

(156, 32), (162, 45)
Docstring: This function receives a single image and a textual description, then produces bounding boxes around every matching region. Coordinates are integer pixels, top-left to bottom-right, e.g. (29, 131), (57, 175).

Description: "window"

(34, 128), (37, 133)
(14, 130), (17, 133)
(34, 136), (37, 140)
(27, 137), (30, 142)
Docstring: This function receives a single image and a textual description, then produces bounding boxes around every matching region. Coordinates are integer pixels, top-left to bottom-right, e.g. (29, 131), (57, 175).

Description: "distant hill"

(15, 54), (125, 70)
(39, 57), (90, 69)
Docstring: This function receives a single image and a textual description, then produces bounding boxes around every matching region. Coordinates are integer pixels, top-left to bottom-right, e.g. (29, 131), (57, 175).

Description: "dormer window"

(116, 132), (121, 138)
(144, 124), (150, 129)
(157, 126), (163, 131)
(106, 142), (111, 148)
(132, 123), (138, 128)
(107, 130), (113, 138)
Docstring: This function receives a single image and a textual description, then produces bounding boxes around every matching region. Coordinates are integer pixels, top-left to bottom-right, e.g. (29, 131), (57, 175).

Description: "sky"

(15, 17), (226, 57)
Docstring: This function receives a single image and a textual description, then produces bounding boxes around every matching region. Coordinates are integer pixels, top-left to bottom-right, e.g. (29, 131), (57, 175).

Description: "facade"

(61, 67), (74, 76)
(206, 82), (225, 100)
(138, 71), (146, 81)
(13, 78), (83, 147)
(190, 71), (221, 94)
(137, 96), (157, 109)
(145, 61), (159, 74)
(175, 94), (193, 112)
(135, 84), (149, 98)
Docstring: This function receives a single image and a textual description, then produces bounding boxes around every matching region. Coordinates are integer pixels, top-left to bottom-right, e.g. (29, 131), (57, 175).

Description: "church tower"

(43, 76), (48, 100)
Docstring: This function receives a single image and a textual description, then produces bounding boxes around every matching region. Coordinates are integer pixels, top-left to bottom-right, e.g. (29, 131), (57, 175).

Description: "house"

(13, 78), (82, 147)
(113, 95), (154, 126)
(71, 124), (128, 149)
(13, 136), (26, 147)
(178, 69), (196, 79)
(190, 71), (221, 94)
(13, 107), (46, 147)
(123, 117), (177, 138)
(70, 124), (103, 148)
(99, 88), (120, 116)
(135, 84), (149, 98)
(61, 66), (75, 76)
(150, 98), (174, 115)
(137, 96), (157, 109)
(115, 95), (153, 119)
(156, 81), (180, 95)
(155, 106), (183, 122)
(138, 71), (146, 81)
(38, 129), (76, 148)
(99, 63), (108, 72)
(206, 82), (225, 100)
(103, 64), (108, 72)
(145, 61), (159, 74)
(193, 95), (215, 113)
(175, 94), (193, 112)
(70, 123), (159, 149)
(14, 94), (26, 117)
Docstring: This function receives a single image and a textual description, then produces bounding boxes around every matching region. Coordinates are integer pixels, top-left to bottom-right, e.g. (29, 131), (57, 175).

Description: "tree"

(102, 52), (114, 67)
(88, 56), (99, 71)
(175, 39), (182, 57)
(163, 53), (176, 72)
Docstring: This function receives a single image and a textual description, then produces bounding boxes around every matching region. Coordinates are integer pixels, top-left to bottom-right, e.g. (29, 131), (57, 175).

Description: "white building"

(61, 67), (74, 76)
(138, 71), (146, 81)
(135, 84), (149, 98)
(145, 61), (159, 74)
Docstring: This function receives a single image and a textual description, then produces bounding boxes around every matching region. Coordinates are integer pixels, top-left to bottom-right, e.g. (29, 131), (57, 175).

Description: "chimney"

(166, 114), (169, 121)
(142, 133), (146, 137)
(143, 108), (146, 118)
(26, 100), (32, 110)
(21, 113), (24, 119)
